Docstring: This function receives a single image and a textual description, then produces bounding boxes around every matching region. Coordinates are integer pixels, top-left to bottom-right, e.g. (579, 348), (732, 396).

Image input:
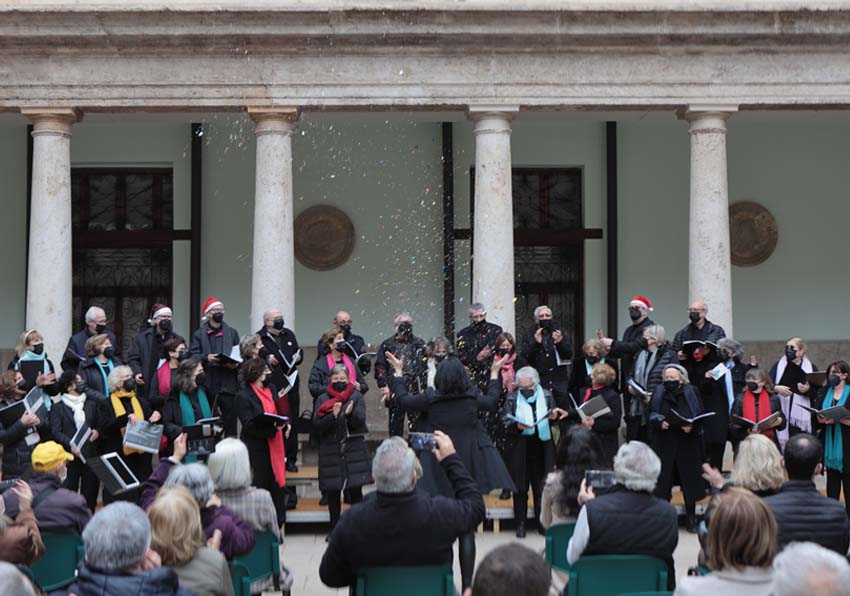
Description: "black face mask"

(628, 307), (642, 321)
(75, 380), (87, 394)
(334, 341), (347, 352)
(663, 380), (681, 394)
(434, 353), (447, 363)
(123, 378), (136, 392)
(495, 348), (511, 357)
(397, 322), (413, 338)
(586, 356), (600, 365)
(211, 312), (224, 324)
(177, 349), (190, 361)
(718, 349), (730, 361)
(95, 323), (106, 334)
(785, 346), (797, 360)
(746, 381), (760, 392)
(332, 381), (348, 392)
(688, 311), (701, 324)
(158, 319), (172, 333)
(258, 346), (270, 360)
(195, 373), (207, 387)
(16, 379), (27, 391)
(339, 324), (352, 338)
(471, 319), (486, 328)
(520, 388), (535, 398)
(829, 374), (843, 387)
(538, 319), (553, 332)
(272, 318), (285, 331)
(31, 343), (44, 355)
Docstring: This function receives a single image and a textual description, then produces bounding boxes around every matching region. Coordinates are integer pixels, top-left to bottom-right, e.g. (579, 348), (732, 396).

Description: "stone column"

(684, 105), (738, 336)
(248, 107), (299, 331)
(21, 108), (81, 362)
(468, 107), (519, 334)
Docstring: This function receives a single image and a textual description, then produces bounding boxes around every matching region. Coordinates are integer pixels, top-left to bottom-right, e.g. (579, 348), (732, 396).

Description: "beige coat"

(172, 546), (234, 596)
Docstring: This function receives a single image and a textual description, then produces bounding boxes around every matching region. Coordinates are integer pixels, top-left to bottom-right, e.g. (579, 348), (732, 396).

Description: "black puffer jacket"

(764, 480), (850, 555)
(0, 397), (51, 479)
(313, 390), (372, 492)
(67, 563), (194, 596)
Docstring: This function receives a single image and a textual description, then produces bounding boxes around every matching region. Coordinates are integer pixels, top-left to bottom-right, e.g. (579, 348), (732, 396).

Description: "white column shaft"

(250, 110), (297, 331)
(472, 113), (515, 334)
(687, 110), (734, 336)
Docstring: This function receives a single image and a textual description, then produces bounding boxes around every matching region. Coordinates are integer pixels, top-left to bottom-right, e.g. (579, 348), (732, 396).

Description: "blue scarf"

(824, 385), (850, 471)
(94, 358), (115, 398)
(515, 384), (551, 441)
(179, 388), (212, 463)
(584, 358), (605, 376)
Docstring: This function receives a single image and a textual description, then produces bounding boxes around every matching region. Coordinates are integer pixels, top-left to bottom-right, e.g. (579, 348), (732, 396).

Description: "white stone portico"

(3, 0), (850, 361)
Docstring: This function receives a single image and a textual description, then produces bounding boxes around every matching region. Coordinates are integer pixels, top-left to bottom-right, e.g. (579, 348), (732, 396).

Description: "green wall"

(0, 120), (28, 347)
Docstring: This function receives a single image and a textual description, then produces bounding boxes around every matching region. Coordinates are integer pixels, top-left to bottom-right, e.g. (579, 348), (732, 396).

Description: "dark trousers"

(327, 487), (363, 530)
(251, 449), (287, 527)
(388, 405), (406, 437)
(64, 459), (100, 512)
(285, 392), (300, 465)
(512, 437), (545, 525)
(827, 469), (850, 515)
(705, 442), (726, 471)
(215, 391), (238, 437)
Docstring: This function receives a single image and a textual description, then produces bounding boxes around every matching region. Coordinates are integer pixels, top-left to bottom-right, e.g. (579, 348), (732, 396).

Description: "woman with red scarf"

(729, 368), (785, 450)
(313, 363), (371, 534)
(576, 363), (622, 467)
(237, 357), (290, 527)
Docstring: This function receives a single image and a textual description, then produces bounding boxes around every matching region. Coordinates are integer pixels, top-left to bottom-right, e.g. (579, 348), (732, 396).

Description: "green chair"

(29, 532), (84, 592)
(355, 565), (454, 596)
(617, 592), (673, 596)
(545, 522), (576, 572)
(229, 531), (281, 596)
(567, 555), (668, 596)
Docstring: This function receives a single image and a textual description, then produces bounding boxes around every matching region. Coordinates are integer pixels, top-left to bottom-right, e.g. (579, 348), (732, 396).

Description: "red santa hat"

(147, 303), (172, 324)
(202, 296), (223, 315)
(630, 295), (653, 311)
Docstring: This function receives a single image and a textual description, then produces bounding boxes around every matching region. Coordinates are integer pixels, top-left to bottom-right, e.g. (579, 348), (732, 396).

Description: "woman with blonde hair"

(9, 329), (58, 397)
(577, 363), (622, 466)
(148, 485), (233, 596)
(703, 434), (784, 507)
(676, 487), (777, 595)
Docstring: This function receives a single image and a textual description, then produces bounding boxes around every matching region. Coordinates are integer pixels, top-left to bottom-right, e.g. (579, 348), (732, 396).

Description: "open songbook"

(214, 345), (243, 365)
(627, 379), (648, 397)
(122, 420), (164, 454)
(798, 404), (850, 422)
(669, 409), (715, 426)
(731, 411), (781, 432)
(70, 421), (93, 463)
(570, 394), (612, 421)
(805, 372), (828, 388)
(506, 409), (554, 427)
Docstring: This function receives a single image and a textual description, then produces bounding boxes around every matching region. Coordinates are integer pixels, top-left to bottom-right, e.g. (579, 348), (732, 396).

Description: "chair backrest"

(30, 532), (84, 592)
(617, 592), (673, 596)
(567, 555), (668, 596)
(355, 565), (454, 596)
(229, 531), (281, 596)
(545, 522), (576, 572)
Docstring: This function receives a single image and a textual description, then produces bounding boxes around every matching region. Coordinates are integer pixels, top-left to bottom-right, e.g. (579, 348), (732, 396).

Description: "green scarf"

(825, 385), (850, 472)
(179, 388), (212, 462)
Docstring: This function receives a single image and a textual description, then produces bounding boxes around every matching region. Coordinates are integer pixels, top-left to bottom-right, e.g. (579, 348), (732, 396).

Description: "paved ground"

(278, 527), (700, 595)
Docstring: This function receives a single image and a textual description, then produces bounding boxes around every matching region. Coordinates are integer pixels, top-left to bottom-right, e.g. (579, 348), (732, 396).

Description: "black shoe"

(286, 461), (298, 473)
(319, 494), (329, 506)
(686, 514), (698, 534)
(499, 489), (511, 500)
(515, 522), (526, 538)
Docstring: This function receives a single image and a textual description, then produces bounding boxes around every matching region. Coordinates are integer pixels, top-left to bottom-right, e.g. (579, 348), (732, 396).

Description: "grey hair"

(85, 306), (105, 323)
(533, 305), (551, 319)
(644, 324), (666, 345)
(373, 437), (420, 494)
(468, 303), (486, 315)
(330, 363), (350, 378)
(82, 502), (151, 572)
(773, 542), (850, 596)
(613, 441), (661, 492)
(165, 463), (215, 506)
(0, 562), (36, 596)
(393, 311), (412, 325)
(239, 333), (262, 360)
(663, 363), (690, 384)
(718, 337), (744, 360)
(107, 365), (133, 393)
(515, 366), (540, 386)
(208, 438), (253, 491)
(262, 308), (281, 323)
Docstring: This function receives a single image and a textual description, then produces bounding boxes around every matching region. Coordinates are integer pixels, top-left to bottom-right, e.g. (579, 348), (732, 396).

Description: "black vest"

(585, 484), (678, 589)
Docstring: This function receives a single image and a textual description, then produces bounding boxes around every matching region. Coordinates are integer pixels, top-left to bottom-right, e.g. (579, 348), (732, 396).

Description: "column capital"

(678, 104), (738, 134)
(247, 106), (300, 135)
(467, 105), (520, 121)
(21, 108), (82, 136)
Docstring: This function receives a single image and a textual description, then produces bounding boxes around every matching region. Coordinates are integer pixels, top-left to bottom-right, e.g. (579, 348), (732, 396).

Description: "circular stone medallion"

(729, 201), (778, 267)
(294, 205), (355, 271)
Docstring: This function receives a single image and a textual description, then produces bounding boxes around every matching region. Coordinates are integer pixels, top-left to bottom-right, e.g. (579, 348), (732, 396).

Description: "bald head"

(334, 311), (352, 326)
(688, 300), (707, 326)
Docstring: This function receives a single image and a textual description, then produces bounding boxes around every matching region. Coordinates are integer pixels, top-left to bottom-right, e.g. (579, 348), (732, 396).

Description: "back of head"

(731, 434), (785, 493)
(164, 462), (215, 506)
(783, 433), (822, 481)
(207, 438), (252, 491)
(773, 542), (850, 596)
(557, 426), (605, 514)
(706, 487), (776, 572)
(82, 502), (151, 573)
(148, 486), (204, 566)
(0, 562), (36, 596)
(434, 356), (469, 395)
(373, 437), (419, 494)
(613, 441), (661, 493)
(469, 543), (549, 596)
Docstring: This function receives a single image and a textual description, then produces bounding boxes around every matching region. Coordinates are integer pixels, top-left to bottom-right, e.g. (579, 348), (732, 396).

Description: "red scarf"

(156, 361), (172, 397)
(250, 383), (287, 488)
(743, 388), (775, 441)
(583, 384), (605, 403)
(327, 352), (356, 382)
(317, 382), (355, 417)
(500, 352), (518, 393)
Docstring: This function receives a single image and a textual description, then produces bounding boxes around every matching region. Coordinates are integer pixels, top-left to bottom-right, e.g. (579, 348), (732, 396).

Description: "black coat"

(456, 321), (503, 388)
(318, 453), (485, 589)
(315, 333), (368, 369)
(313, 391), (372, 492)
(608, 317), (653, 393)
(764, 480), (850, 555)
(392, 376), (514, 496)
(236, 384), (284, 455)
(813, 386), (850, 474)
(257, 326), (302, 401)
(728, 391), (786, 448)
(94, 392), (154, 484)
(77, 357), (118, 402)
(127, 328), (177, 386)
(648, 383), (706, 504)
(374, 335), (428, 393)
(49, 394), (99, 461)
(520, 327), (573, 401)
(67, 328), (121, 362)
(309, 356), (370, 400)
(160, 387), (218, 453)
(68, 563), (193, 596)
(190, 321), (241, 395)
(0, 397), (50, 479)
(579, 386), (622, 466)
(500, 388), (557, 490)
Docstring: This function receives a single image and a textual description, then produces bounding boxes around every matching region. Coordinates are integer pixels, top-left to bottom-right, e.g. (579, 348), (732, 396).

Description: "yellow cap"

(31, 441), (74, 472)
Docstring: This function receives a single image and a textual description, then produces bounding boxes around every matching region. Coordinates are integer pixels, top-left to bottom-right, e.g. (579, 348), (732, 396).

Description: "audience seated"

(464, 543), (550, 596)
(0, 561), (37, 596)
(319, 431), (485, 589)
(772, 542), (850, 596)
(675, 487), (776, 595)
(567, 441), (678, 590)
(702, 434), (784, 497)
(148, 486), (234, 596)
(764, 433), (850, 554)
(0, 481), (43, 566)
(1, 441), (90, 535)
(67, 501), (194, 596)
(138, 433), (255, 559)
